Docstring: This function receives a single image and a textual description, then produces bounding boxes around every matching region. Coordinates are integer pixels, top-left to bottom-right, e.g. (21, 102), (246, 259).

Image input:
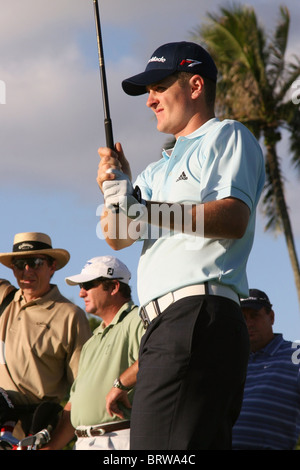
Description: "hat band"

(13, 241), (52, 253)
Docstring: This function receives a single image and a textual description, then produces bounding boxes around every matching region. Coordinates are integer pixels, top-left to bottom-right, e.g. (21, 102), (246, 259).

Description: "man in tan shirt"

(0, 232), (91, 444)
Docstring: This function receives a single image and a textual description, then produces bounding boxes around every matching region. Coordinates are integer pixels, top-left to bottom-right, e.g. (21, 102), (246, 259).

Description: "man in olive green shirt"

(0, 232), (91, 444)
(43, 255), (144, 450)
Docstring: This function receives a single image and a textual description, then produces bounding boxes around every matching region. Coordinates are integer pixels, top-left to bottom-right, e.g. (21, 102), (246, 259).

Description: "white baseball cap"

(65, 256), (131, 286)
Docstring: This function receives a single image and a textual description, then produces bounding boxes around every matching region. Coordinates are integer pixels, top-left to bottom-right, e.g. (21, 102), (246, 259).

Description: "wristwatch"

(113, 377), (132, 391)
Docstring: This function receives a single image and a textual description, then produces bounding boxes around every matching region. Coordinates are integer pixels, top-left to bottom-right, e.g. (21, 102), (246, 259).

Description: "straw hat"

(0, 232), (70, 270)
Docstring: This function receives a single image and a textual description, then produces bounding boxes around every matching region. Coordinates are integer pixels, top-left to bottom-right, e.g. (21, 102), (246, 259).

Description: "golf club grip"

(104, 118), (114, 150)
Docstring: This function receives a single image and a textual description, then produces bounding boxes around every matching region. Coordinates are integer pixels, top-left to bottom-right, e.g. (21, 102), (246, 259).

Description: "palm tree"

(192, 4), (300, 307)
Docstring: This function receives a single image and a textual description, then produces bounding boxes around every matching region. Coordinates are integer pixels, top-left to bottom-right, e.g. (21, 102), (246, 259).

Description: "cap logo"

(107, 268), (114, 276)
(148, 56), (166, 64)
(180, 59), (202, 67)
(13, 240), (52, 252)
(248, 296), (267, 302)
(18, 243), (34, 251)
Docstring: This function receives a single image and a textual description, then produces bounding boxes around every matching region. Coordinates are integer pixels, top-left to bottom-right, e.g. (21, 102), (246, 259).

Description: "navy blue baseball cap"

(241, 289), (273, 310)
(122, 41), (218, 96)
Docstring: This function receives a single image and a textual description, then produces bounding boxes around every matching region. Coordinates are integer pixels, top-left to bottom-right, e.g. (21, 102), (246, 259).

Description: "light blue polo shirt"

(134, 118), (265, 306)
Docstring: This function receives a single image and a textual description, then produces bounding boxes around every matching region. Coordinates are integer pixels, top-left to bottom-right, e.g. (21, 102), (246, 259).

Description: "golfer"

(97, 41), (265, 450)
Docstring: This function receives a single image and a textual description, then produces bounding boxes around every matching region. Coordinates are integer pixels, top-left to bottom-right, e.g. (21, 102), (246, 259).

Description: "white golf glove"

(103, 169), (146, 220)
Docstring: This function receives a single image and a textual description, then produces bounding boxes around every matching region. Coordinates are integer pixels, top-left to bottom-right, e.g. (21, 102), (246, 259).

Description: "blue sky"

(0, 0), (299, 341)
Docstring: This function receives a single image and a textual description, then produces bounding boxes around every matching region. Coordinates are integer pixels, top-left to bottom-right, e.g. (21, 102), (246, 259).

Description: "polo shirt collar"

(185, 117), (220, 139)
(162, 117), (220, 159)
(109, 300), (135, 325)
(251, 333), (284, 357)
(95, 300), (135, 335)
(16, 284), (58, 309)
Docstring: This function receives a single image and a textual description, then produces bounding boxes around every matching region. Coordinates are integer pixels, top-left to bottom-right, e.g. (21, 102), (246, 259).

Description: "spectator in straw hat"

(0, 232), (91, 442)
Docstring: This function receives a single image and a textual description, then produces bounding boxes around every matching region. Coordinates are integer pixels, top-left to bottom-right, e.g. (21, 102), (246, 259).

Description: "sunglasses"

(79, 278), (120, 291)
(79, 279), (103, 291)
(12, 257), (47, 270)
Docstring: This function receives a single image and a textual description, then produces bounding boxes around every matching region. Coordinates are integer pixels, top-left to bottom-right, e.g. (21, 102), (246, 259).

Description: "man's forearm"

(41, 403), (75, 450)
(119, 361), (139, 389)
(100, 209), (139, 250)
(100, 196), (250, 247)
(146, 197), (249, 239)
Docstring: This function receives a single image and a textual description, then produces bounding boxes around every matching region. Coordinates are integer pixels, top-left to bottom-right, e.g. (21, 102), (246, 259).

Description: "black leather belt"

(75, 420), (130, 437)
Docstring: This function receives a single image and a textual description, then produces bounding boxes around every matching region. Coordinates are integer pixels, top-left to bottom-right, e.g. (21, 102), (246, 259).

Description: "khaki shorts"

(74, 428), (130, 450)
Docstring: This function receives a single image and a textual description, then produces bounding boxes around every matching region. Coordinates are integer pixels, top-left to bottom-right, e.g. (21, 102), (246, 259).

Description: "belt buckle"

(140, 306), (150, 329)
(140, 299), (161, 329)
(94, 426), (105, 436)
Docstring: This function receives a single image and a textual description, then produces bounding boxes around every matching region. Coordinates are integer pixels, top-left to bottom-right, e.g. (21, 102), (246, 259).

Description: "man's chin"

(84, 303), (95, 315)
(21, 283), (36, 292)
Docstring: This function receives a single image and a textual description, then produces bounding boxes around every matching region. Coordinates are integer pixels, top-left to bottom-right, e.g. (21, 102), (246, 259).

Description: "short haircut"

(175, 71), (216, 108)
(101, 279), (132, 300)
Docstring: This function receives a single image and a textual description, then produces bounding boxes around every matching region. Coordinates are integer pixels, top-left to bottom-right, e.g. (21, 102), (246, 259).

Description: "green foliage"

(192, 3), (300, 304)
(88, 315), (101, 331)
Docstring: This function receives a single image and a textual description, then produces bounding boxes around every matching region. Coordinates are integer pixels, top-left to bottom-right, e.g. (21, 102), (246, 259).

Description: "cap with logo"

(240, 289), (273, 310)
(122, 41), (218, 96)
(65, 256), (131, 286)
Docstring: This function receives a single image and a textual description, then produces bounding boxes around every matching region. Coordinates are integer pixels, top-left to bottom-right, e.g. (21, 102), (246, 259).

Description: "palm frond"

(262, 160), (285, 233)
(267, 6), (290, 89)
(276, 56), (300, 102)
(197, 5), (268, 85)
(190, 2), (300, 304)
(287, 108), (300, 173)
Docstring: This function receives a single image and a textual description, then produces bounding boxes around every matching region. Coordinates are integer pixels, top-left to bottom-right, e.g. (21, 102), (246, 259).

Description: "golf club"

(92, 0), (114, 150)
(92, 0), (120, 213)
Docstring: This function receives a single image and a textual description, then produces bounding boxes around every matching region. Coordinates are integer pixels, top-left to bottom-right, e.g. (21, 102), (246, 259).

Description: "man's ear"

(269, 309), (275, 326)
(190, 74), (204, 99)
(110, 280), (120, 296)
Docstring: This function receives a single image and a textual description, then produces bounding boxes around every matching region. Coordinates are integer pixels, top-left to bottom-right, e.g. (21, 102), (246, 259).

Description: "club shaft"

(93, 0), (114, 149)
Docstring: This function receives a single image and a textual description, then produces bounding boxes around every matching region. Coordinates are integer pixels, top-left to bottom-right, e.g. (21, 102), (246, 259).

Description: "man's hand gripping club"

(97, 143), (146, 220)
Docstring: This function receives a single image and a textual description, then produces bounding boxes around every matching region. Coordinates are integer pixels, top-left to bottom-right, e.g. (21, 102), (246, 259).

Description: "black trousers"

(130, 295), (249, 450)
